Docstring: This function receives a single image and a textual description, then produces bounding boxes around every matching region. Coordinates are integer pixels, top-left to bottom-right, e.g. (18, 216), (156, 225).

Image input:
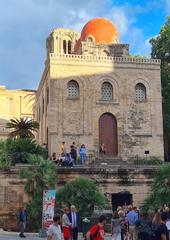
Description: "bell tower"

(46, 28), (79, 58)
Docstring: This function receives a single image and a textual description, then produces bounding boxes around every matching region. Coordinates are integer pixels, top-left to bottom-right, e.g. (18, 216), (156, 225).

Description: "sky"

(0, 0), (169, 90)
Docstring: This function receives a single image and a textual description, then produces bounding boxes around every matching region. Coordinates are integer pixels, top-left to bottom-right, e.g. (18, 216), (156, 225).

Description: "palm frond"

(6, 117), (39, 139)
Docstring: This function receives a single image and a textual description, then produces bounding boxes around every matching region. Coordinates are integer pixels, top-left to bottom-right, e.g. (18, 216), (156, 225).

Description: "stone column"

(66, 41), (68, 54)
(60, 37), (62, 54)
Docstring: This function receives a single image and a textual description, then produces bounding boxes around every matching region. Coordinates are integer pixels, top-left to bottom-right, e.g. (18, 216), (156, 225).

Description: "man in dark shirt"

(70, 145), (77, 163)
(19, 207), (27, 238)
(157, 212), (169, 240)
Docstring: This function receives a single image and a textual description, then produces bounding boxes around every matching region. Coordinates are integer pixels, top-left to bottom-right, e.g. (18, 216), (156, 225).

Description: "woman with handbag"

(62, 207), (72, 240)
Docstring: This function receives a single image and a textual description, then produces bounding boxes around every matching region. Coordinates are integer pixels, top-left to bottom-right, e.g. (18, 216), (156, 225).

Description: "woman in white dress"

(111, 211), (121, 240)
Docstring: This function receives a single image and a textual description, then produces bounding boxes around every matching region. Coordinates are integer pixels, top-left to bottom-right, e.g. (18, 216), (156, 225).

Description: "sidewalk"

(0, 229), (112, 240)
(0, 229), (40, 239)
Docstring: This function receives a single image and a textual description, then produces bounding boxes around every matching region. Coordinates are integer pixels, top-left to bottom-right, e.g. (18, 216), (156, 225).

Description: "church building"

(35, 18), (164, 160)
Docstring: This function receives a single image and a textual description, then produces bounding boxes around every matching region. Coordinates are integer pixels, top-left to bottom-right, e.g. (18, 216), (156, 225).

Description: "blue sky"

(0, 0), (169, 90)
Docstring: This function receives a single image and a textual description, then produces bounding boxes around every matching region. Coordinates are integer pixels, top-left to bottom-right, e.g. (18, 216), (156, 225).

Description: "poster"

(42, 190), (56, 229)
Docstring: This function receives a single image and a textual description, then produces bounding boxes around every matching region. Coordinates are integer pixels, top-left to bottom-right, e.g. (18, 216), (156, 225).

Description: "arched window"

(135, 83), (146, 102)
(68, 80), (79, 97)
(87, 36), (93, 43)
(102, 50), (110, 56)
(68, 40), (72, 54)
(38, 105), (41, 121)
(46, 127), (48, 147)
(42, 97), (44, 114)
(101, 82), (113, 100)
(46, 87), (49, 105)
(63, 40), (66, 54)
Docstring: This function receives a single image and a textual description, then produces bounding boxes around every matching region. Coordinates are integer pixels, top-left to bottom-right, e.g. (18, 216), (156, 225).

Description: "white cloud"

(165, 0), (170, 14)
(0, 0), (107, 89)
(105, 4), (153, 56)
(109, 8), (132, 36)
(0, 0), (164, 89)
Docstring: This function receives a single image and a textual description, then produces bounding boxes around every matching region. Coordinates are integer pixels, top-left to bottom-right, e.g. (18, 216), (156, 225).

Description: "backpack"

(85, 224), (100, 240)
(90, 225), (100, 240)
(150, 230), (159, 240)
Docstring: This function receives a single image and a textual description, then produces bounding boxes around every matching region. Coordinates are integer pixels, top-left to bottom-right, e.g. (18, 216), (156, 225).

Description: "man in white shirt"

(47, 215), (62, 240)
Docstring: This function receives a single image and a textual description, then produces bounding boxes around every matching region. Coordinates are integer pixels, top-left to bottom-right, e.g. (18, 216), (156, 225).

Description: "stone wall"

(0, 166), (154, 230)
(35, 53), (164, 160)
(0, 169), (28, 230)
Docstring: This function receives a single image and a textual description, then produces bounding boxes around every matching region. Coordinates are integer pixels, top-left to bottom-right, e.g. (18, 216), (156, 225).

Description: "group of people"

(19, 203), (170, 240)
(47, 209), (107, 240)
(111, 205), (170, 240)
(48, 205), (80, 240)
(51, 142), (87, 167)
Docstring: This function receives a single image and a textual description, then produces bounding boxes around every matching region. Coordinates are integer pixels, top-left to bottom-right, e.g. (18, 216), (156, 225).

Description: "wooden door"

(99, 113), (118, 156)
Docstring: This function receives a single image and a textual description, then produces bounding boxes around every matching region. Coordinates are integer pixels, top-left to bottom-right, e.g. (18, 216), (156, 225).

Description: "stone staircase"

(89, 156), (128, 168)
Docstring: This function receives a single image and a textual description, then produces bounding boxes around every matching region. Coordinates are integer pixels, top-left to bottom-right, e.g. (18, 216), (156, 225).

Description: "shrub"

(133, 157), (163, 166)
(6, 138), (45, 164)
(0, 140), (12, 169)
(0, 153), (12, 169)
(57, 177), (106, 217)
(141, 164), (170, 211)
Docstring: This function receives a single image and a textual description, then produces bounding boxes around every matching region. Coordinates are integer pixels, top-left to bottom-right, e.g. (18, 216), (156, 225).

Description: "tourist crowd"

(46, 205), (170, 240)
(50, 142), (87, 167)
(111, 205), (170, 240)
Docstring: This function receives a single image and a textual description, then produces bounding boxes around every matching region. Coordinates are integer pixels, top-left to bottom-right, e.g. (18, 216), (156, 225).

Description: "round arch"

(101, 81), (113, 100)
(135, 82), (147, 102)
(97, 74), (120, 102)
(99, 112), (118, 156)
(67, 80), (79, 97)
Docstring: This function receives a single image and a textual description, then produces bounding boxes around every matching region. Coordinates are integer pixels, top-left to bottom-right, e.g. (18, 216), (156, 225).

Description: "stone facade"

(35, 19), (164, 160)
(0, 86), (36, 139)
(0, 166), (153, 230)
(0, 169), (27, 230)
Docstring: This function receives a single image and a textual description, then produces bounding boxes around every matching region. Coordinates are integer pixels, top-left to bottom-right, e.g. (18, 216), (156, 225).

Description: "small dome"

(80, 18), (119, 44)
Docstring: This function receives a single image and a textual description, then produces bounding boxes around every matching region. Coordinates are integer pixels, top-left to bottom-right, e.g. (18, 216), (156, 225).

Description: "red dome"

(80, 18), (119, 44)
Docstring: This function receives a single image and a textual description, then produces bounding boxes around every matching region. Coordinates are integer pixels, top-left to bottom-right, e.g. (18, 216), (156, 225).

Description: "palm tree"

(20, 154), (57, 230)
(6, 117), (39, 139)
(142, 164), (170, 212)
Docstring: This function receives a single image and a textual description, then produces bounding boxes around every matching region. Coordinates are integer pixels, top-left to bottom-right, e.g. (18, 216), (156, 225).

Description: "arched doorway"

(99, 113), (118, 156)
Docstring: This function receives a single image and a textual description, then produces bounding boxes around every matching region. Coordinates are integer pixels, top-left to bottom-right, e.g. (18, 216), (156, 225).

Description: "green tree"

(142, 164), (170, 212)
(150, 16), (170, 160)
(0, 140), (11, 169)
(57, 177), (106, 217)
(6, 117), (39, 139)
(6, 138), (44, 163)
(20, 154), (57, 231)
(0, 138), (46, 165)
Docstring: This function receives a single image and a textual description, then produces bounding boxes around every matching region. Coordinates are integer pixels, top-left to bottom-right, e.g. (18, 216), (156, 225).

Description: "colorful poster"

(42, 190), (56, 229)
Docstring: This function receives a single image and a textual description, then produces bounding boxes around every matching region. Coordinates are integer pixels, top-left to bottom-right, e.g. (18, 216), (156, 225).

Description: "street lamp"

(165, 52), (169, 58)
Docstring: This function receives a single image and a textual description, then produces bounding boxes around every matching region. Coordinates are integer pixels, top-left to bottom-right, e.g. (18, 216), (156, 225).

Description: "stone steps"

(89, 157), (127, 167)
